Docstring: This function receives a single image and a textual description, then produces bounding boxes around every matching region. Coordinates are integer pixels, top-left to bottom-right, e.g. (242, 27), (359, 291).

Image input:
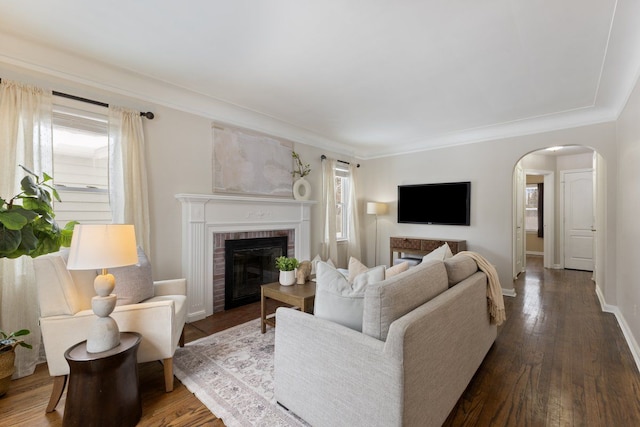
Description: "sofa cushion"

(362, 259), (449, 341)
(310, 254), (335, 275)
(314, 261), (385, 331)
(109, 246), (154, 305)
(444, 253), (478, 287)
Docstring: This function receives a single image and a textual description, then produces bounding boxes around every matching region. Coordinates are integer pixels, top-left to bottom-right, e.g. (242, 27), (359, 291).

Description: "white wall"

(359, 123), (618, 295)
(0, 59), (622, 319)
(0, 61), (354, 276)
(615, 71), (640, 355)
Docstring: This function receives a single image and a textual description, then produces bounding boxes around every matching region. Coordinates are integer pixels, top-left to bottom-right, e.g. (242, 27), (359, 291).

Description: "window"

(525, 184), (539, 232)
(52, 98), (111, 227)
(334, 163), (351, 240)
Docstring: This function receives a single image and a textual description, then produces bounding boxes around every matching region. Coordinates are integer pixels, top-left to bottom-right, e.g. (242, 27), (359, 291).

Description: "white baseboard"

(526, 251), (543, 256)
(595, 285), (640, 373)
(502, 288), (517, 297)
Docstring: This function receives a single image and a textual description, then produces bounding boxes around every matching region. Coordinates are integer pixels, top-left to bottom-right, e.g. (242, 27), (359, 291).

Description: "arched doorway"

(513, 145), (598, 276)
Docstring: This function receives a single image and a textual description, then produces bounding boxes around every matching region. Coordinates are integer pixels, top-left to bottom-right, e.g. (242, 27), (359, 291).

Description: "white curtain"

(108, 106), (151, 256)
(0, 79), (53, 378)
(346, 162), (362, 262)
(321, 157), (338, 264)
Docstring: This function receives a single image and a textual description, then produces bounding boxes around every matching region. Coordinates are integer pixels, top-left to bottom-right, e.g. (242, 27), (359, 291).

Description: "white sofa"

(274, 254), (498, 427)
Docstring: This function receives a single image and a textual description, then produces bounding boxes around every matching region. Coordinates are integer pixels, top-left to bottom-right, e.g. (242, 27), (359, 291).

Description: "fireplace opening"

(224, 236), (288, 309)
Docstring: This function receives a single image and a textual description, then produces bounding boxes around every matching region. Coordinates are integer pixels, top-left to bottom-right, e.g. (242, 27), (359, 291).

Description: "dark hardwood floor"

(444, 255), (640, 426)
(2, 257), (640, 426)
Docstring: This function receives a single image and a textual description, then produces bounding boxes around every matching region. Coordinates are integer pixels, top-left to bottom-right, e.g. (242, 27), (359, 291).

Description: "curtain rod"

(0, 78), (154, 119)
(321, 154), (360, 168)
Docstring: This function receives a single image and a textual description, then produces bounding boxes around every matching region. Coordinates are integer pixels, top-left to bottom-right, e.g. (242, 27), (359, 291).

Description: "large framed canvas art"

(212, 125), (293, 197)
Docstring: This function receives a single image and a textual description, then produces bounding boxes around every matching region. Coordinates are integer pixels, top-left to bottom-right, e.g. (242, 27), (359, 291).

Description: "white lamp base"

(86, 316), (120, 353)
(87, 286), (120, 353)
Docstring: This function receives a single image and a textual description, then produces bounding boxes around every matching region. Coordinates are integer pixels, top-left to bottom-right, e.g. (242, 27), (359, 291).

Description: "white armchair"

(33, 249), (187, 412)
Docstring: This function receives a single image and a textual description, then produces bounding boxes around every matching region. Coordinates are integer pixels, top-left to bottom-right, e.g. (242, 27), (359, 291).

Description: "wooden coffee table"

(261, 280), (316, 333)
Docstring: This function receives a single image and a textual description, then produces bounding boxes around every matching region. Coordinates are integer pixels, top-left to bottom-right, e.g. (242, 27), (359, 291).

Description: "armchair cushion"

(110, 246), (154, 305)
(34, 254), (82, 316)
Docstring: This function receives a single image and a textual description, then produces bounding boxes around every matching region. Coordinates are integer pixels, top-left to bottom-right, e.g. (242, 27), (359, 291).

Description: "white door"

(563, 170), (594, 271)
(513, 162), (525, 278)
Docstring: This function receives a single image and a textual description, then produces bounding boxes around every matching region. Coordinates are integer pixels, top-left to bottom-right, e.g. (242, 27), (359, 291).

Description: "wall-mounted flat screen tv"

(397, 181), (471, 225)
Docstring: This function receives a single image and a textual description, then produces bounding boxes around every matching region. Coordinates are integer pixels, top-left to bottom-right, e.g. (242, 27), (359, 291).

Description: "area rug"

(173, 318), (308, 427)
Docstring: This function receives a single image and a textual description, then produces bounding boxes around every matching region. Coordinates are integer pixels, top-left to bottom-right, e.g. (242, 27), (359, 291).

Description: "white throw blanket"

(457, 251), (506, 326)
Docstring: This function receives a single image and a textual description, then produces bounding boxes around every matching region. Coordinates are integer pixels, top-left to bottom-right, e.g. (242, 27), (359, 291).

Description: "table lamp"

(66, 224), (138, 353)
(367, 202), (388, 265)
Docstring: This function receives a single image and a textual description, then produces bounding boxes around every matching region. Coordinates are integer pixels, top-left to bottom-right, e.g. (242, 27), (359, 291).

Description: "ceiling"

(0, 1), (638, 159)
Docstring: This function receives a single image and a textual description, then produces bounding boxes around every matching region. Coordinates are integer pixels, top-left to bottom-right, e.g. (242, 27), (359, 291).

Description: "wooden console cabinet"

(390, 236), (467, 266)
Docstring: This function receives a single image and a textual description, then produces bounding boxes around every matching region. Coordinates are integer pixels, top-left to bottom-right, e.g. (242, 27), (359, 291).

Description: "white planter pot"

(279, 270), (296, 286)
(293, 177), (311, 200)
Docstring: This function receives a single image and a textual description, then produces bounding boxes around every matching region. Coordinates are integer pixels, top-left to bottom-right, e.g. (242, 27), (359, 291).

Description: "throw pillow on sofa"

(385, 261), (410, 278)
(347, 256), (370, 282)
(310, 254), (336, 275)
(422, 242), (453, 262)
(314, 261), (385, 331)
(348, 257), (410, 281)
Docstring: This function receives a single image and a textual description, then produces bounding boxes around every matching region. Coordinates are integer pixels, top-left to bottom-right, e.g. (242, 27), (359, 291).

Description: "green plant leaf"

(275, 256), (299, 271)
(60, 221), (77, 247)
(20, 175), (39, 196)
(30, 234), (60, 258)
(12, 329), (30, 337)
(18, 224), (38, 252)
(0, 210), (29, 230)
(0, 225), (21, 255)
(22, 197), (50, 214)
(43, 182), (61, 202)
(19, 164), (37, 178)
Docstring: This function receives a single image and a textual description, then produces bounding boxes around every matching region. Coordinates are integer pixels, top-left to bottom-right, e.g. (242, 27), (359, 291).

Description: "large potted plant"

(0, 165), (75, 395)
(0, 329), (31, 397)
(0, 165), (74, 258)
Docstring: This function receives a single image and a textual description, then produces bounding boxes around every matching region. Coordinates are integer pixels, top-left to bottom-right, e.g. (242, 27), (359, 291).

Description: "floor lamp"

(367, 202), (388, 265)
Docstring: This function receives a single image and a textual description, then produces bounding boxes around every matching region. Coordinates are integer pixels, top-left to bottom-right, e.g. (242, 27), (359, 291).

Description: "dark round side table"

(63, 332), (142, 427)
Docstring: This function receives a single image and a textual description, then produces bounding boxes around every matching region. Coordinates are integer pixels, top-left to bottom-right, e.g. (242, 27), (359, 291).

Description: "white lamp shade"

(67, 224), (138, 270)
(367, 202), (388, 215)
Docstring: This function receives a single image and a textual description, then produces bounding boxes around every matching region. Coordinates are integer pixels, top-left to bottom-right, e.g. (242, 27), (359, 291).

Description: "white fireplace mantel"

(176, 193), (316, 321)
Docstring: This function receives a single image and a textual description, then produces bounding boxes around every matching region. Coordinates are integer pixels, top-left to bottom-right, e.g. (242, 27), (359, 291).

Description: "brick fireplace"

(176, 193), (315, 321)
(215, 230), (294, 312)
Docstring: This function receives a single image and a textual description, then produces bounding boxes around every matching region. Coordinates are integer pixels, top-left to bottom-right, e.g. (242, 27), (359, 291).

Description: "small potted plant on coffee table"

(275, 256), (299, 286)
